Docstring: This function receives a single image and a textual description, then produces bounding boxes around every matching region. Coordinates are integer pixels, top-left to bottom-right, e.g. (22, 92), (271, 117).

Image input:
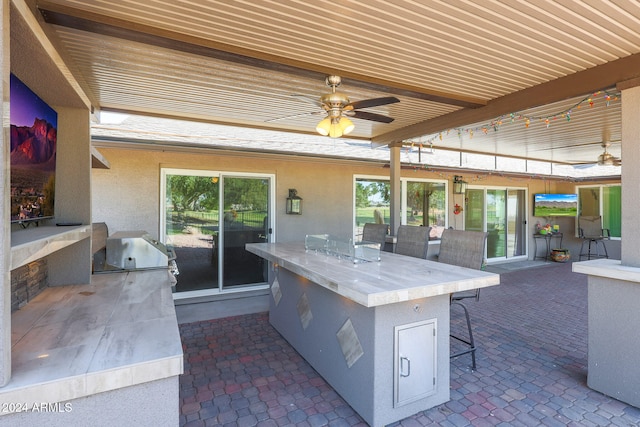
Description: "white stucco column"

(572, 78), (640, 408)
(0, 0), (11, 387)
(389, 143), (402, 235)
(619, 80), (640, 266)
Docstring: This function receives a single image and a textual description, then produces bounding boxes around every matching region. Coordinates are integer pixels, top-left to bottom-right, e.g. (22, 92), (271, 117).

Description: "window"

(355, 178), (391, 239)
(354, 176), (447, 240)
(404, 180), (447, 239)
(577, 185), (621, 238)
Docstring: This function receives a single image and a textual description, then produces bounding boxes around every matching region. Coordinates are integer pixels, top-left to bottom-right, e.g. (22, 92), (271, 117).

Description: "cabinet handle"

(400, 356), (411, 377)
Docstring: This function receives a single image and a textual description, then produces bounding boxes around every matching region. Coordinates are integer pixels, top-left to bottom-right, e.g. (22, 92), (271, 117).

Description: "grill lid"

(106, 231), (174, 270)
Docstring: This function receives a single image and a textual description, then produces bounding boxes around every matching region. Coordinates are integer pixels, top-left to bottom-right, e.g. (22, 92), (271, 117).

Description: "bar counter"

(246, 242), (500, 426)
(246, 241), (499, 307)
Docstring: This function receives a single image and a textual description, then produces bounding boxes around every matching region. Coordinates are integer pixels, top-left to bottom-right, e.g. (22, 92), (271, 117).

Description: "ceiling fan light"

(339, 117), (354, 135)
(316, 117), (331, 136)
(328, 119), (343, 138)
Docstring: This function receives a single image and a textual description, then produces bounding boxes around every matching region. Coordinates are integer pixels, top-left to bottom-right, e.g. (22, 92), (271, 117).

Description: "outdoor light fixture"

(453, 175), (467, 194)
(286, 189), (302, 214)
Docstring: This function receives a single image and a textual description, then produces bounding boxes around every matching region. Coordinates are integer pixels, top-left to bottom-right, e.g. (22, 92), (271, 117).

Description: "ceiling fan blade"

(571, 163), (597, 169)
(291, 94), (322, 108)
(266, 111), (323, 122)
(346, 96), (400, 110)
(599, 157), (622, 166)
(348, 110), (395, 123)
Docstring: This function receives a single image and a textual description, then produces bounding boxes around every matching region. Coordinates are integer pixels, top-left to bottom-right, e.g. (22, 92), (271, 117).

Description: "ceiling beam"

(13, 0), (92, 110)
(37, 2), (486, 109)
(372, 53), (640, 147)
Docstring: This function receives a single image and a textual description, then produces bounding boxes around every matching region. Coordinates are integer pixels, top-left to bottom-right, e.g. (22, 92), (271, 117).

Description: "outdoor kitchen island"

(246, 241), (500, 426)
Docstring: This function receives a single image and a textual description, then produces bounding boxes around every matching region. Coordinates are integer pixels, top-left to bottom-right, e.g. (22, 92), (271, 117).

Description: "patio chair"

(394, 225), (431, 259)
(578, 216), (610, 260)
(438, 228), (488, 370)
(361, 223), (389, 249)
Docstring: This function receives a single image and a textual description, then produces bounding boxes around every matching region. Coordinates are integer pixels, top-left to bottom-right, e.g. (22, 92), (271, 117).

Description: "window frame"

(576, 183), (621, 240)
(353, 175), (449, 241)
(402, 177), (449, 240)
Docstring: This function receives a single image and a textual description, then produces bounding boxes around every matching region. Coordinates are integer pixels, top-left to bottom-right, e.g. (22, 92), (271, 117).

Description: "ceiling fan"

(269, 75), (399, 138)
(596, 141), (621, 166)
(572, 140), (621, 168)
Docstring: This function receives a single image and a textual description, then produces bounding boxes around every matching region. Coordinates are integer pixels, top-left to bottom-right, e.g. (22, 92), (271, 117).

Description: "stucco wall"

(92, 146), (620, 261)
(92, 147), (377, 243)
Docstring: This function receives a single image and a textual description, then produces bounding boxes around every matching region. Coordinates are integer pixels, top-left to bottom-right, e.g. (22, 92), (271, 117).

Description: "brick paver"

(179, 262), (640, 426)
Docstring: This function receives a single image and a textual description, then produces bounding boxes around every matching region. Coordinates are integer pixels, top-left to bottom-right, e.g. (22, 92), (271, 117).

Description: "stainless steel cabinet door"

(394, 319), (437, 407)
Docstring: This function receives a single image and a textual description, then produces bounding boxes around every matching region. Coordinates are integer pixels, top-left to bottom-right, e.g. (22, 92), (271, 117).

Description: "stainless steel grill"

(98, 231), (178, 277)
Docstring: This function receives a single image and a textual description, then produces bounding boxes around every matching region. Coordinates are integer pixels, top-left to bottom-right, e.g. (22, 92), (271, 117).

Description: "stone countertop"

(573, 258), (640, 283)
(246, 242), (500, 307)
(2, 269), (183, 413)
(11, 225), (91, 270)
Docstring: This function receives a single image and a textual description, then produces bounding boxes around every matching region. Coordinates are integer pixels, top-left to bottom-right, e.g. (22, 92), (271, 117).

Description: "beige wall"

(92, 146), (620, 260)
(92, 147), (384, 242)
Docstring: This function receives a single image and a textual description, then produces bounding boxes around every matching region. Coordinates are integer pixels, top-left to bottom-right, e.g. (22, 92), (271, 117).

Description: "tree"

(167, 175), (218, 211)
(356, 182), (370, 208)
(223, 178), (267, 211)
(356, 180), (390, 207)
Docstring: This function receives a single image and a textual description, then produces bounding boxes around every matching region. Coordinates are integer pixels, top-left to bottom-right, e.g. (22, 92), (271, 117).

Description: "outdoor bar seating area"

(244, 225), (499, 425)
(177, 258), (640, 426)
(5, 3), (640, 427)
(178, 225), (640, 426)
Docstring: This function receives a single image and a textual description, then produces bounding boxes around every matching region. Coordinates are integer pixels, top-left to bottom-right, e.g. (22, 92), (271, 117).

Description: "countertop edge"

(247, 242), (500, 307)
(573, 258), (640, 283)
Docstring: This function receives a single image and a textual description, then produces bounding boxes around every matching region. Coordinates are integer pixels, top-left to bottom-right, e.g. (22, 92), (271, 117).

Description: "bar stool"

(437, 229), (488, 370)
(578, 216), (610, 260)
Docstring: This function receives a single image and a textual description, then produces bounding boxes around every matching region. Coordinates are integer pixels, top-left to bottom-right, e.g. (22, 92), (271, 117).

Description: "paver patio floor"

(179, 261), (640, 426)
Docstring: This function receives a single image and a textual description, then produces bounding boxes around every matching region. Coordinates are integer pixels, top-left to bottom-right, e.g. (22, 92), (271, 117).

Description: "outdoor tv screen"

(10, 73), (58, 223)
(533, 193), (578, 217)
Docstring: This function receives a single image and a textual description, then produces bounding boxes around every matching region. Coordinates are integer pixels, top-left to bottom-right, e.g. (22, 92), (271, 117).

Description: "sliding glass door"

(464, 187), (527, 261)
(162, 169), (273, 294)
(506, 189), (527, 257)
(220, 176), (271, 289)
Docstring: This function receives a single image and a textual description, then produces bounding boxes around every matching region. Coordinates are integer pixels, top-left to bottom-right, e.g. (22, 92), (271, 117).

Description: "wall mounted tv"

(533, 193), (578, 217)
(10, 73), (58, 224)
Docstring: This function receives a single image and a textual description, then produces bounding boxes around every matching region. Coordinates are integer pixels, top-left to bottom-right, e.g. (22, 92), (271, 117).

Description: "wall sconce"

(286, 189), (302, 214)
(453, 176), (467, 194)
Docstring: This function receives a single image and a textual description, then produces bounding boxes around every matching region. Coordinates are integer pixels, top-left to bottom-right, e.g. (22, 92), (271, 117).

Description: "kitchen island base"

(270, 266), (449, 427)
(246, 242), (499, 427)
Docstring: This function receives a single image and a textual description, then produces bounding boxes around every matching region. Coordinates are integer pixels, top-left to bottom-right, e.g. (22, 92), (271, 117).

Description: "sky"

(10, 73), (58, 128)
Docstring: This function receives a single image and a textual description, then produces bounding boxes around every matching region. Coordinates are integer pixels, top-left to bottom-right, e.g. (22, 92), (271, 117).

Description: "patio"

(178, 261), (640, 426)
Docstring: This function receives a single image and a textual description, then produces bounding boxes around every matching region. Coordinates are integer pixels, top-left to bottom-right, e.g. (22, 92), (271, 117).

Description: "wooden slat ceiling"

(32, 0), (640, 165)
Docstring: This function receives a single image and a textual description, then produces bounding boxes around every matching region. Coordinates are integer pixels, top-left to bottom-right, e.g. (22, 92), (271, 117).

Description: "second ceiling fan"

(596, 141), (621, 166)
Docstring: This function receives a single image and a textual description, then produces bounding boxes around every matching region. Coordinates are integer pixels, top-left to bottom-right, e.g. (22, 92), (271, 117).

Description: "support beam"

(389, 144), (402, 236)
(373, 53), (640, 147)
(619, 83), (640, 267)
(13, 0), (91, 110)
(0, 0), (9, 388)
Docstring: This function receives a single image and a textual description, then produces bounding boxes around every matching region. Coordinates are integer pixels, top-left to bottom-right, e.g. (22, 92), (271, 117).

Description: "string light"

(400, 166), (577, 184)
(403, 89), (620, 148)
